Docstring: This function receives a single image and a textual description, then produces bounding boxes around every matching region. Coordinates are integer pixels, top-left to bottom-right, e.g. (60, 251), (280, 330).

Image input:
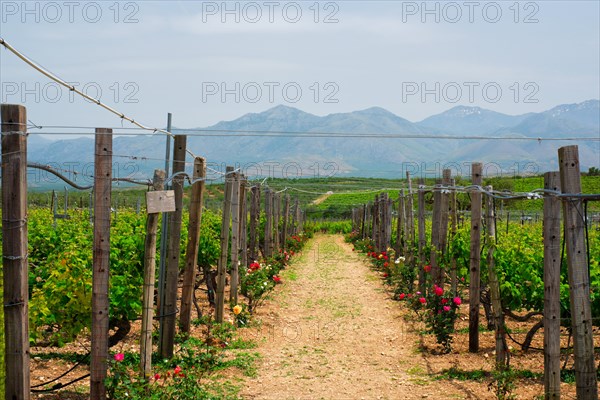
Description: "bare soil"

(238, 234), (597, 400)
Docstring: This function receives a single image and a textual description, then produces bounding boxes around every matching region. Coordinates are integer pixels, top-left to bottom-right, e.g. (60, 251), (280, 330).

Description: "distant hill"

(27, 100), (600, 189)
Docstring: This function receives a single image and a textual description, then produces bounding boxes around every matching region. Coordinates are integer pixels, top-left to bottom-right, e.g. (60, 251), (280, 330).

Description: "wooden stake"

(180, 157), (206, 334)
(230, 173), (241, 304)
(417, 179), (426, 294)
(485, 186), (508, 368)
(273, 192), (280, 253)
(159, 135), (186, 358)
(449, 178), (458, 296)
(282, 194), (290, 249)
(140, 169), (165, 378)
(430, 179), (442, 286)
(543, 171), (561, 399)
(558, 146), (598, 399)
(469, 162), (483, 353)
(264, 188), (273, 258)
(249, 185), (260, 262)
(239, 176), (248, 269)
(91, 129), (112, 400)
(1, 104), (30, 400)
(215, 167), (234, 323)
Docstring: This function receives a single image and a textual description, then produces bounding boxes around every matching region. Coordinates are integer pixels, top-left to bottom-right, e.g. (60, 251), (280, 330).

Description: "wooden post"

(406, 173), (415, 285)
(229, 173), (241, 304)
(397, 191), (405, 254)
(264, 188), (273, 258)
(140, 169), (165, 378)
(430, 179), (442, 286)
(239, 177), (248, 270)
(449, 178), (458, 296)
(437, 169), (451, 287)
(293, 198), (300, 234)
(159, 135), (186, 358)
(372, 195), (379, 250)
(249, 185), (260, 262)
(417, 180), (426, 294)
(282, 194), (290, 249)
(485, 186), (508, 368)
(469, 162), (483, 353)
(1, 104), (30, 400)
(273, 192), (281, 253)
(215, 166), (234, 323)
(543, 172), (561, 399)
(91, 129), (112, 400)
(180, 157), (206, 334)
(386, 195), (393, 250)
(558, 146), (598, 399)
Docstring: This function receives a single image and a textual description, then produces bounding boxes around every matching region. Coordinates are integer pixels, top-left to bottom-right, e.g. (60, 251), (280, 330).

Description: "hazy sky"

(1, 0), (599, 132)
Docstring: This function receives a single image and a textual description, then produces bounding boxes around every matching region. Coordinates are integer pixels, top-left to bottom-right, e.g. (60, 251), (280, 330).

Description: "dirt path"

(240, 234), (465, 400)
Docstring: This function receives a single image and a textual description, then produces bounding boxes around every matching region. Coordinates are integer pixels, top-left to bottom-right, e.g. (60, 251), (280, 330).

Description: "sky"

(0, 0), (599, 134)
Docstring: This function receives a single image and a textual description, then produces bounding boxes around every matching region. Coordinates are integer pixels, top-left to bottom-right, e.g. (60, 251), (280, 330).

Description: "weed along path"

(240, 234), (465, 400)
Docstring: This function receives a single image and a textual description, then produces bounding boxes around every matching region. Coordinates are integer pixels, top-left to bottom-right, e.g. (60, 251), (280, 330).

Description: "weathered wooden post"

(91, 128), (112, 400)
(282, 194), (290, 249)
(140, 169), (166, 378)
(485, 186), (508, 368)
(449, 178), (458, 296)
(430, 179), (442, 285)
(159, 135), (186, 358)
(229, 173), (241, 304)
(249, 185), (260, 262)
(239, 176), (248, 270)
(215, 166), (234, 323)
(264, 188), (273, 258)
(1, 104), (30, 400)
(543, 171), (561, 399)
(558, 146), (598, 399)
(417, 179), (426, 294)
(180, 157), (206, 334)
(469, 162), (483, 353)
(406, 173), (415, 284)
(273, 191), (281, 253)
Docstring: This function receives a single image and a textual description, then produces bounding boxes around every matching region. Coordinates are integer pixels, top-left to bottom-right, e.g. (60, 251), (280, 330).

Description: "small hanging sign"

(146, 190), (176, 214)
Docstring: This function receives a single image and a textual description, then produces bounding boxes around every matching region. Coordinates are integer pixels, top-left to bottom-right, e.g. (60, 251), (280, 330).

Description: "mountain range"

(27, 100), (600, 188)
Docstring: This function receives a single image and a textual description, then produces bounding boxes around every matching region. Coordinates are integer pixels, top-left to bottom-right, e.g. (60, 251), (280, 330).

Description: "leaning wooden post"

(180, 157), (206, 334)
(543, 171), (561, 399)
(229, 173), (241, 305)
(264, 188), (273, 258)
(1, 104), (30, 400)
(215, 166), (234, 323)
(159, 135), (186, 358)
(485, 186), (508, 369)
(469, 162), (483, 353)
(140, 169), (166, 378)
(558, 146), (598, 399)
(91, 128), (112, 400)
(417, 180), (426, 294)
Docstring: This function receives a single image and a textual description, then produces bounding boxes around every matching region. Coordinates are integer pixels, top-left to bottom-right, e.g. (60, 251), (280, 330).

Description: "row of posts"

(351, 153), (597, 399)
(0, 104), (306, 400)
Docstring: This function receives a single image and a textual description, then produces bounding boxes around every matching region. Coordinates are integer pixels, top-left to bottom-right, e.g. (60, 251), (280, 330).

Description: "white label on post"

(146, 190), (176, 214)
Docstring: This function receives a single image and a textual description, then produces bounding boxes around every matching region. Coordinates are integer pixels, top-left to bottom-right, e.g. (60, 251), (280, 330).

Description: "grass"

(435, 367), (543, 382)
